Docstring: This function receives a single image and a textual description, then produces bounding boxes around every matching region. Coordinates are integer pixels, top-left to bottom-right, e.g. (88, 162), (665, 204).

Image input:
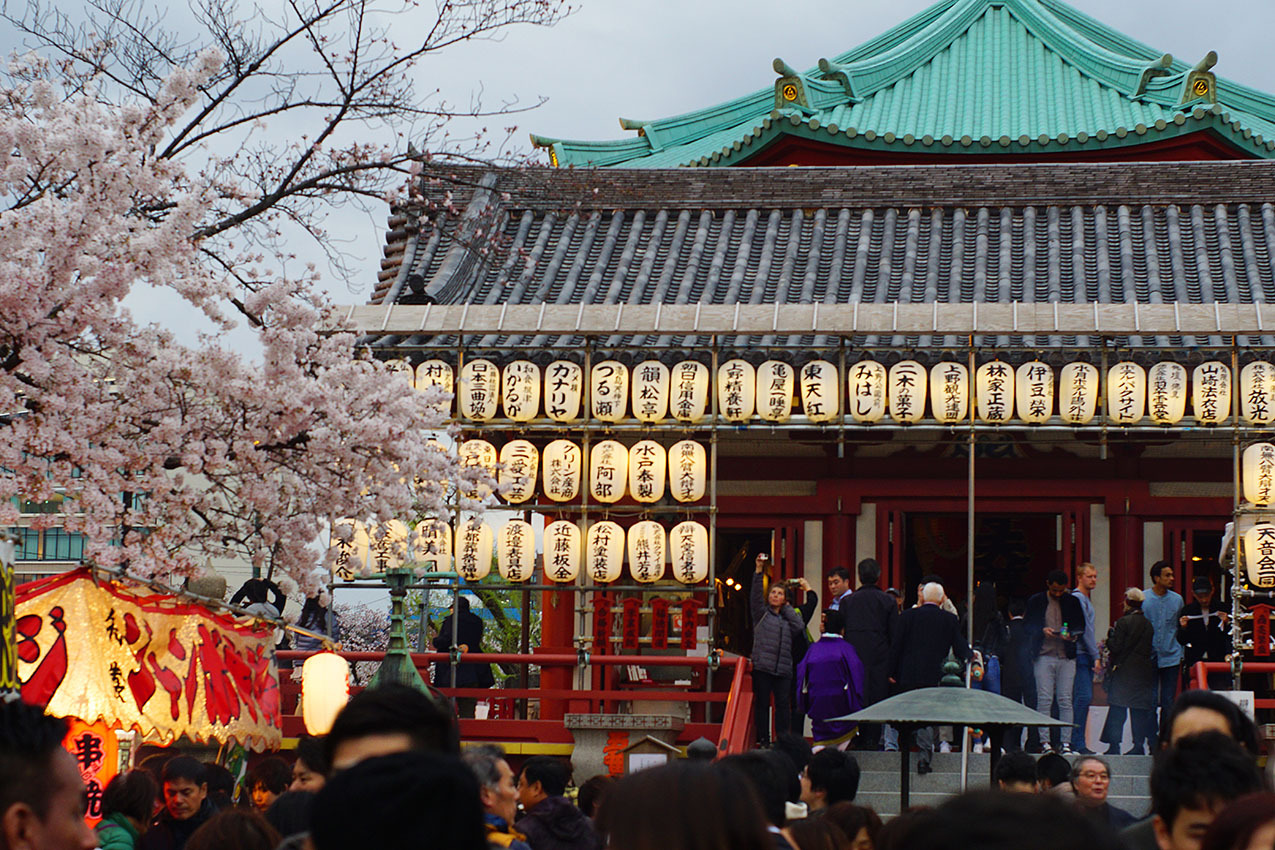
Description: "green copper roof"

(532, 0), (1275, 167)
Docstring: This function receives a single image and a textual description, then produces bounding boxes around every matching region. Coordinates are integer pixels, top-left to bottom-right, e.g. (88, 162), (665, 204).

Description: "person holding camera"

(750, 552), (805, 746)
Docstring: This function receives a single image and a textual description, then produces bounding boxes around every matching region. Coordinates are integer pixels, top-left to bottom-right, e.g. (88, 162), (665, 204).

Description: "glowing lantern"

(302, 652), (350, 736)
(62, 720), (118, 825)
(458, 439), (498, 500)
(497, 519), (536, 582)
(801, 360), (841, 423)
(1243, 523), (1275, 589)
(589, 440), (627, 503)
(757, 360), (794, 422)
(1243, 443), (1275, 506)
(668, 440), (707, 503)
(670, 361), (710, 423)
(544, 360), (583, 422)
(498, 440), (539, 504)
(542, 439), (581, 502)
(329, 518), (370, 580)
(929, 362), (969, 424)
(458, 359), (499, 421)
(591, 360), (629, 422)
(848, 360), (887, 423)
(1015, 362), (1053, 424)
(628, 440), (667, 503)
(385, 359), (414, 386)
(410, 519), (452, 572)
(454, 518), (494, 581)
(368, 520), (410, 573)
(975, 361), (1015, 423)
(1059, 363), (1099, 425)
(586, 521), (625, 583)
(1148, 362), (1188, 425)
(669, 521), (709, 584)
(543, 521), (581, 583)
(1241, 362), (1275, 426)
(628, 520), (666, 583)
(1107, 362), (1146, 425)
(414, 359), (453, 415)
(501, 360), (541, 422)
(632, 360), (671, 422)
(718, 359), (756, 422)
(1192, 361), (1231, 424)
(888, 360), (928, 424)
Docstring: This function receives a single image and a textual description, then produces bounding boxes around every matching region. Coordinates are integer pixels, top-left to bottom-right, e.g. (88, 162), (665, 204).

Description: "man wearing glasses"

(1070, 756), (1136, 830)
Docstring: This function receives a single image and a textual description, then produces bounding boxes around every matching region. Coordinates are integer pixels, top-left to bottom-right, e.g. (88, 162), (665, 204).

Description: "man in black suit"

(432, 596), (495, 717)
(841, 557), (898, 749)
(889, 582), (969, 774)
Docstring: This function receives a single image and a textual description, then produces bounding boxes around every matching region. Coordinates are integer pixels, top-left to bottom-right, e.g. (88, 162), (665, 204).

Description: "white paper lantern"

(632, 361), (671, 423)
(757, 360), (794, 422)
(1107, 362), (1146, 425)
(385, 359), (414, 386)
(542, 439), (581, 502)
(1243, 523), (1275, 589)
(368, 519), (410, 573)
(669, 521), (709, 584)
(1241, 362), (1275, 426)
(888, 360), (928, 424)
(301, 652), (350, 736)
(414, 359), (454, 417)
(501, 360), (541, 422)
(1148, 362), (1188, 425)
(589, 440), (627, 503)
(848, 360), (887, 423)
(1243, 443), (1275, 506)
(929, 362), (969, 424)
(628, 440), (667, 504)
(591, 360), (629, 422)
(586, 521), (625, 583)
(454, 518), (493, 581)
(458, 439), (498, 500)
(1192, 361), (1231, 424)
(498, 440), (539, 504)
(628, 520), (666, 584)
(497, 519), (536, 582)
(543, 521), (581, 583)
(718, 359), (756, 422)
(1015, 362), (1053, 424)
(670, 361), (710, 423)
(544, 360), (583, 422)
(329, 518), (370, 579)
(1059, 363), (1099, 425)
(975, 361), (1015, 423)
(668, 440), (707, 503)
(458, 359), (500, 421)
(801, 360), (841, 423)
(410, 519), (452, 572)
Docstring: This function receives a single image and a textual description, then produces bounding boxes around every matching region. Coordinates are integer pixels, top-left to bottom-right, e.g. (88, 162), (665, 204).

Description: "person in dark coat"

(1001, 598), (1036, 751)
(1070, 756), (1137, 832)
(750, 553), (805, 746)
(1100, 588), (1157, 755)
(139, 757), (218, 850)
(515, 757), (601, 850)
(840, 557), (897, 749)
(433, 596), (496, 718)
(785, 576), (819, 736)
(889, 582), (969, 774)
(1176, 575), (1230, 689)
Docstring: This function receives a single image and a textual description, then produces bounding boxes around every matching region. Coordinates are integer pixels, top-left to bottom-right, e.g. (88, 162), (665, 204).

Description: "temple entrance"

(714, 529), (775, 656)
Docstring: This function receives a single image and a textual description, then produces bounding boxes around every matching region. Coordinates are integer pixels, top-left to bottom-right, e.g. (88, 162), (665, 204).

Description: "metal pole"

(1231, 338), (1243, 690)
(707, 337), (720, 696)
(960, 339), (976, 792)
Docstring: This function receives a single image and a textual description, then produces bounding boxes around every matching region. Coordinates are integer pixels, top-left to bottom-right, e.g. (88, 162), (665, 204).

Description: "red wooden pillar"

(1108, 514), (1142, 617)
(537, 587), (576, 719)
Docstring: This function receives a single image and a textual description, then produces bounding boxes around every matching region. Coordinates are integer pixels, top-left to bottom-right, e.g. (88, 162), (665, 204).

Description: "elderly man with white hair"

(889, 581), (970, 775)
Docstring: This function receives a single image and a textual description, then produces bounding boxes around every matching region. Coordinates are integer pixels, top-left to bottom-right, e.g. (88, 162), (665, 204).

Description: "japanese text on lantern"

(622, 599), (640, 651)
(502, 361), (540, 421)
(543, 440), (581, 502)
(932, 363), (966, 423)
(592, 361), (628, 421)
(591, 441), (624, 503)
(545, 522), (580, 583)
(629, 522), (665, 583)
(721, 360), (752, 421)
(629, 441), (663, 503)
(673, 361), (707, 422)
(671, 440), (705, 503)
(1195, 362), (1229, 423)
(851, 362), (885, 422)
(1018, 362), (1052, 422)
(1064, 363), (1094, 423)
(889, 361), (925, 423)
(461, 360), (497, 420)
(633, 361), (669, 422)
(545, 361), (582, 422)
(1244, 362), (1273, 424)
(981, 362), (1010, 421)
(500, 522), (529, 581)
(802, 360), (838, 422)
(1112, 363), (1143, 423)
(1250, 525), (1275, 588)
(499, 441), (537, 504)
(760, 361), (792, 421)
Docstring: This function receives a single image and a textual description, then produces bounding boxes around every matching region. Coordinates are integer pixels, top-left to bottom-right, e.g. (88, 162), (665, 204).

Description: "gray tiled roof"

(372, 161), (1275, 353)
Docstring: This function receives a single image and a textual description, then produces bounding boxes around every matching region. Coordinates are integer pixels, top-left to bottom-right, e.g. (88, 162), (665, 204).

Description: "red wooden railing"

(1187, 661), (1275, 710)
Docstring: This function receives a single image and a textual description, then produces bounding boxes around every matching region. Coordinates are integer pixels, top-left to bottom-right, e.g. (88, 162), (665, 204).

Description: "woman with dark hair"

(184, 809), (280, 850)
(786, 818), (850, 850)
(575, 775), (614, 820)
(1201, 793), (1275, 850)
(596, 761), (773, 850)
(97, 770), (159, 850)
(823, 803), (882, 850)
(245, 757), (291, 812)
(1100, 588), (1157, 755)
(264, 791), (315, 840)
(290, 736), (329, 792)
(295, 596), (338, 653)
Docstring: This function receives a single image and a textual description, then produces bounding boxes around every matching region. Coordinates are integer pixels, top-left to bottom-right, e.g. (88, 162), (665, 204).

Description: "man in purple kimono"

(796, 608), (867, 747)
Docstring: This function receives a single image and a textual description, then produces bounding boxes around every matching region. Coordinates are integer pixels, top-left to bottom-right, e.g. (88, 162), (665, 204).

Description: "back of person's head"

(311, 751), (485, 850)
(823, 802), (882, 847)
(920, 582), (944, 604)
(786, 817), (850, 850)
(185, 808), (280, 850)
(1199, 793), (1275, 850)
(461, 744), (506, 791)
(162, 756), (208, 787)
(596, 761), (772, 850)
(902, 791), (1121, 850)
(772, 733), (813, 775)
(807, 748), (861, 805)
(455, 596), (471, 615)
(1007, 598), (1027, 618)
(822, 608), (846, 636)
(294, 735), (329, 778)
(576, 775), (615, 819)
(718, 751), (792, 826)
(1151, 732), (1263, 837)
(101, 769), (159, 824)
(264, 790), (314, 838)
(857, 559), (881, 587)
(0, 700), (71, 826)
(1158, 690), (1260, 753)
(137, 751), (176, 786)
(247, 757), (290, 795)
(324, 682), (459, 768)
(873, 806), (932, 850)
(202, 763), (235, 808)
(1124, 587), (1145, 609)
(1045, 569), (1068, 587)
(994, 751), (1038, 791)
(519, 756), (571, 798)
(1035, 753), (1070, 789)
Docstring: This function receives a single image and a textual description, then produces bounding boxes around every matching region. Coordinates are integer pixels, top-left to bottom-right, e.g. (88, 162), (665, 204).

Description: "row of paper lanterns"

(401, 357), (1275, 426)
(329, 518), (709, 584)
(1236, 442), (1275, 589)
(460, 438), (707, 504)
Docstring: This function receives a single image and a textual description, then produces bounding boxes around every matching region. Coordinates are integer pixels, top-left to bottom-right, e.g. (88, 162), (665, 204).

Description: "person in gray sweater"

(750, 553), (805, 746)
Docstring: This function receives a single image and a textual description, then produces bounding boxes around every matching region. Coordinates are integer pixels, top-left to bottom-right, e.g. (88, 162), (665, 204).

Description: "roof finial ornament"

(1133, 53), (1173, 96)
(1179, 51), (1218, 105)
(772, 57), (809, 110)
(816, 58), (856, 99)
